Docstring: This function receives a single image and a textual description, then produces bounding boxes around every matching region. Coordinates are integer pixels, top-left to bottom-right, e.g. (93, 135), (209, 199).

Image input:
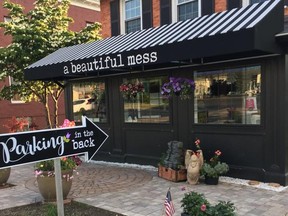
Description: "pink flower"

(34, 170), (43, 177)
(200, 204), (206, 212)
(195, 139), (200, 145)
(180, 186), (186, 191)
(60, 119), (75, 128)
(215, 150), (221, 156)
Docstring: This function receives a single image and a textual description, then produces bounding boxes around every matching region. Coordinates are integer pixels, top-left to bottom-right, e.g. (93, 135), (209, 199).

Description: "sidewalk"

(1, 162), (288, 216)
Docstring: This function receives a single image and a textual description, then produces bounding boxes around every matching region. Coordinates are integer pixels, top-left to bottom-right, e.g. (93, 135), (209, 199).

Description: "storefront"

(25, 0), (288, 185)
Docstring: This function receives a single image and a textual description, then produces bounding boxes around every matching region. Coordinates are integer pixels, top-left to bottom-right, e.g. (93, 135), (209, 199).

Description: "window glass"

(9, 77), (25, 103)
(242, 0), (266, 6)
(72, 81), (107, 123)
(125, 0), (141, 33)
(122, 77), (169, 123)
(4, 16), (12, 22)
(194, 66), (261, 125)
(250, 0), (266, 4)
(177, 0), (198, 21)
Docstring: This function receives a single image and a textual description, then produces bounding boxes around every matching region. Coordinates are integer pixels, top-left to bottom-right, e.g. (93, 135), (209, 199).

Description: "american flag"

(164, 189), (175, 216)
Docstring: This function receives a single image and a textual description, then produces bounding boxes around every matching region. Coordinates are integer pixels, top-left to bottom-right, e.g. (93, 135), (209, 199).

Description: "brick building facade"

(24, 0), (288, 185)
(0, 0), (100, 133)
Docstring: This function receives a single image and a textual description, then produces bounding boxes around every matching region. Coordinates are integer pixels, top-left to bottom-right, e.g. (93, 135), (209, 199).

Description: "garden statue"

(187, 154), (200, 185)
(185, 150), (193, 169)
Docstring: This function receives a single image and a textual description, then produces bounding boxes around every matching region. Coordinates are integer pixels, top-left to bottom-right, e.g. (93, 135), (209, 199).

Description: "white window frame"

(9, 76), (25, 104)
(242, 0), (266, 7)
(172, 0), (201, 23)
(4, 16), (12, 22)
(120, 0), (142, 34)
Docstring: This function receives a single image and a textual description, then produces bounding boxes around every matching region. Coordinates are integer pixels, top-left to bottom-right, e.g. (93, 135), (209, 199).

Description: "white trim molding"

(71, 0), (100, 11)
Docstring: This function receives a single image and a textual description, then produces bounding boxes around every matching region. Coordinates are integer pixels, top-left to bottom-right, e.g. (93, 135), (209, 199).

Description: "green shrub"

(181, 191), (210, 216)
(181, 192), (236, 216)
(207, 201), (236, 216)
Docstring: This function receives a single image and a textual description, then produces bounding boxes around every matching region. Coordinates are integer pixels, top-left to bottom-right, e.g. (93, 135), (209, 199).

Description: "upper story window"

(124, 0), (141, 33)
(4, 16), (12, 23)
(172, 0), (200, 22)
(242, 0), (267, 6)
(9, 77), (25, 104)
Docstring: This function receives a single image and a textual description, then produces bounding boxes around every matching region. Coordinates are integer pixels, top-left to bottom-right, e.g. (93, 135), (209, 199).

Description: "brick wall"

(152, 0), (160, 27)
(68, 5), (101, 31)
(215, 0), (227, 12)
(0, 0), (100, 132)
(100, 0), (111, 38)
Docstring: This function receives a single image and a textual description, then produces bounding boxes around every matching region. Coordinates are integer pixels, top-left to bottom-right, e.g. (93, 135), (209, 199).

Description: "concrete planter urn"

(36, 170), (73, 202)
(0, 168), (11, 185)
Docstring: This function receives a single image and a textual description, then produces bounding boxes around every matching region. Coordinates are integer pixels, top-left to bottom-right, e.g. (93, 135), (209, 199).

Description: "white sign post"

(54, 158), (64, 216)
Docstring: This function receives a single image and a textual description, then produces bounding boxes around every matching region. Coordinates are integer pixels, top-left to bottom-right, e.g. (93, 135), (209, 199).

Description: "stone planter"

(204, 176), (219, 185)
(37, 170), (73, 202)
(0, 168), (11, 185)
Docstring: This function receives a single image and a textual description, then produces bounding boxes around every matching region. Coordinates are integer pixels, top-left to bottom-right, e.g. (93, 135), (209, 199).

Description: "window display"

(194, 66), (261, 124)
(72, 82), (106, 123)
(122, 77), (169, 123)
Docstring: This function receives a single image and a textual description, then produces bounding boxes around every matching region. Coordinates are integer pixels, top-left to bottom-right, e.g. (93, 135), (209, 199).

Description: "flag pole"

(162, 188), (170, 216)
(161, 188), (170, 216)
(164, 187), (175, 216)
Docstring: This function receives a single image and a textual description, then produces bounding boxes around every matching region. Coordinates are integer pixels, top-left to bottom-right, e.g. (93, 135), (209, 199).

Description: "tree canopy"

(0, 0), (102, 128)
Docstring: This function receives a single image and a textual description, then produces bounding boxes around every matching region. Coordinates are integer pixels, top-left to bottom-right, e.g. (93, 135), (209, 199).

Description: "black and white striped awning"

(24, 0), (283, 81)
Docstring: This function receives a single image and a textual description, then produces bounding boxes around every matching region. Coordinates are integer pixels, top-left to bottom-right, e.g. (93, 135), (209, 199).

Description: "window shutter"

(110, 0), (120, 36)
(160, 0), (171, 25)
(227, 0), (242, 10)
(201, 0), (214, 16)
(142, 0), (153, 29)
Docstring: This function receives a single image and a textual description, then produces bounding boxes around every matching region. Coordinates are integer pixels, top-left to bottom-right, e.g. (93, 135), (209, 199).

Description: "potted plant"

(181, 191), (236, 216)
(181, 191), (210, 216)
(119, 80), (144, 100)
(34, 119), (82, 201)
(200, 150), (229, 185)
(1, 117), (38, 186)
(161, 77), (195, 100)
(35, 155), (82, 202)
(207, 201), (236, 216)
(158, 141), (187, 182)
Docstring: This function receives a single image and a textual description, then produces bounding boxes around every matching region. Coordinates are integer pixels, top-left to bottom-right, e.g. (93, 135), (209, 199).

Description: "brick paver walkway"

(25, 163), (153, 198)
(1, 162), (288, 216)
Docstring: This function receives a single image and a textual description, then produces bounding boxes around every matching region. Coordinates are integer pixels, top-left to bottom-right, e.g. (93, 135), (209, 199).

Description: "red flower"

(200, 204), (206, 212)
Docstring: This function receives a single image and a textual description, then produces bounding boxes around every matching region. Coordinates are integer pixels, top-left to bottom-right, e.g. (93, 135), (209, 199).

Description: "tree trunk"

(44, 95), (52, 129)
(54, 97), (59, 128)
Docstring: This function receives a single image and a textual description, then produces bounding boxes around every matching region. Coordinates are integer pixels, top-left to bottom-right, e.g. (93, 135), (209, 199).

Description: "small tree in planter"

(158, 141), (187, 182)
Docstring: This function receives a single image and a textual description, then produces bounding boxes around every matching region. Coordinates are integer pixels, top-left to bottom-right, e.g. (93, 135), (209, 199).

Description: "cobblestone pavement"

(1, 162), (288, 216)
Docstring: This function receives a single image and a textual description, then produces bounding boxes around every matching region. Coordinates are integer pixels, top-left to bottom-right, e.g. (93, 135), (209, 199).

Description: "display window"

(72, 81), (107, 123)
(194, 66), (261, 124)
(121, 76), (170, 123)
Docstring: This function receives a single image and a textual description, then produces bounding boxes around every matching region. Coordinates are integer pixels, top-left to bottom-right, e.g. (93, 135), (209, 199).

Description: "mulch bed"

(0, 201), (126, 216)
